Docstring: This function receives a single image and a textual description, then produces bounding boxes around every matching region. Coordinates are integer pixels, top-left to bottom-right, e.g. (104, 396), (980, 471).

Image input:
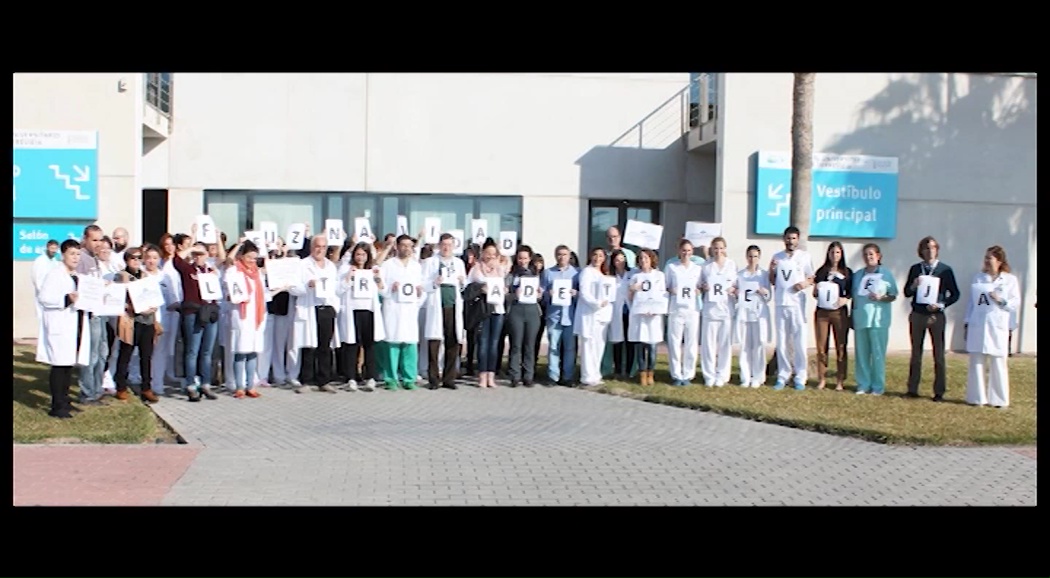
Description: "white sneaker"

(714, 381), (726, 387)
(289, 379), (303, 388)
(345, 380), (359, 392)
(361, 378), (377, 392)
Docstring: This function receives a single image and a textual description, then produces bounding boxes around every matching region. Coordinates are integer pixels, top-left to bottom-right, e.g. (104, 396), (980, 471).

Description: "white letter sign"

(286, 223), (306, 251)
(471, 219), (488, 245)
(325, 219), (345, 247)
(195, 215), (217, 244)
(916, 275), (941, 306)
(498, 231), (517, 257)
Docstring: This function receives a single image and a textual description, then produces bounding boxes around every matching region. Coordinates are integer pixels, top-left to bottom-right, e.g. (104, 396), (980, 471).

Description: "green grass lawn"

(585, 351), (1036, 446)
(13, 346), (175, 444)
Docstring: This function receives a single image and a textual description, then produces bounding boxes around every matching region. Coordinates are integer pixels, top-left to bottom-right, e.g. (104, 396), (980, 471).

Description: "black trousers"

(428, 306), (459, 386)
(49, 366), (74, 414)
(907, 311), (947, 397)
(613, 310), (636, 375)
(117, 322), (156, 392)
(507, 303), (542, 382)
(465, 325), (480, 374)
(300, 306), (337, 386)
(343, 309), (377, 381)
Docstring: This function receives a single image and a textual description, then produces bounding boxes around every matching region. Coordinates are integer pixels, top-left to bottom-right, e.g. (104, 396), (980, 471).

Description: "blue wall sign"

(13, 130), (99, 220)
(754, 151), (899, 238)
(12, 221), (91, 261)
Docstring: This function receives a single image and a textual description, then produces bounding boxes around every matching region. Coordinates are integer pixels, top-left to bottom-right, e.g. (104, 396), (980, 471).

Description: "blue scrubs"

(851, 266), (899, 394)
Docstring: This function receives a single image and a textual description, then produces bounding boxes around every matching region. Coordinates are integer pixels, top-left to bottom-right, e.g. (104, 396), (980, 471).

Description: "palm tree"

(789, 73), (815, 248)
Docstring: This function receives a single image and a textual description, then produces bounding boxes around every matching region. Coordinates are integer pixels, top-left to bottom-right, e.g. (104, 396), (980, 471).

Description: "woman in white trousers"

(574, 248), (613, 386)
(699, 237), (738, 386)
(734, 245), (773, 387)
(965, 245), (1020, 408)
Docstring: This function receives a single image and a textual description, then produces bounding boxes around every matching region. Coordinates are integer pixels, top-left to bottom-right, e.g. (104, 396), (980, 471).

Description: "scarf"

(236, 259), (266, 329)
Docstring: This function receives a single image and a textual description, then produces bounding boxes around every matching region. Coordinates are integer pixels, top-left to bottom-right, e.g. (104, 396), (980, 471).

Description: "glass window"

(347, 195), (378, 237)
(204, 192), (247, 247)
(406, 196), (474, 238)
(589, 205), (619, 255)
(381, 196), (400, 237)
(327, 194), (345, 226)
(252, 193), (323, 244)
(477, 196), (522, 244)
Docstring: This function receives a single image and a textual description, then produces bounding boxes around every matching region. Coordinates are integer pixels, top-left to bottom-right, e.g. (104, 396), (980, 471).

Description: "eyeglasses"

(128, 254), (143, 259)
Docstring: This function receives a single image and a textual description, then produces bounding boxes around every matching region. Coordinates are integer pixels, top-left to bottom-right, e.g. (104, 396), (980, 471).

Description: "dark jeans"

(300, 306), (337, 386)
(344, 309), (377, 381)
(428, 306), (460, 386)
(612, 310), (635, 375)
(507, 303), (542, 382)
(117, 322), (156, 392)
(495, 317), (511, 374)
(477, 314), (505, 373)
(49, 366), (74, 414)
(907, 310), (947, 397)
(636, 342), (657, 371)
(464, 326), (480, 375)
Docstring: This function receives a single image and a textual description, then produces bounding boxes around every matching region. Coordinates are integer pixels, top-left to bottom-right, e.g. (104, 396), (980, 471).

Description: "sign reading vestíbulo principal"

(754, 151), (899, 238)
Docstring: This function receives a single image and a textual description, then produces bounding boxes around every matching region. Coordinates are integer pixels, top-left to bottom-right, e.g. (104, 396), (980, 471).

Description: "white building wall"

(717, 72), (1037, 353)
(13, 72), (140, 338)
(164, 72), (693, 259)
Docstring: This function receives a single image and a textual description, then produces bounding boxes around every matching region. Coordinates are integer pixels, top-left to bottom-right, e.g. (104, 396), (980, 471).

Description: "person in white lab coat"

(290, 235), (342, 393)
(700, 237), (738, 387)
(379, 234), (426, 390)
(574, 248), (614, 386)
(627, 249), (666, 386)
(225, 240), (269, 398)
(664, 239), (704, 386)
(336, 242), (386, 391)
(262, 247), (298, 387)
(422, 234), (467, 390)
(734, 245), (773, 387)
(32, 239), (60, 338)
(37, 239), (91, 418)
(964, 245), (1021, 408)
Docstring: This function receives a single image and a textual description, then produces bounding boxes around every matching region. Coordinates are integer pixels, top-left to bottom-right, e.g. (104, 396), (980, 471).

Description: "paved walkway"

(127, 383), (1038, 506)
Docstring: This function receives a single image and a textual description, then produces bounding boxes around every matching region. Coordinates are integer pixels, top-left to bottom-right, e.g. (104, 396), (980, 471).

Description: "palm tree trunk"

(790, 73), (815, 248)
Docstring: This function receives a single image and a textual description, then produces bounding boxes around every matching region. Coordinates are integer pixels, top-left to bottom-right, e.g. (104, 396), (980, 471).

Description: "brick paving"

(147, 382), (1036, 506)
(13, 444), (200, 506)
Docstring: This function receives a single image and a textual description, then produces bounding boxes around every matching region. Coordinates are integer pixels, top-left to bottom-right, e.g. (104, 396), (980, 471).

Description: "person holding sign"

(699, 237), (738, 387)
(768, 226), (816, 390)
(224, 241), (268, 398)
(574, 248), (614, 387)
(467, 239), (511, 388)
(379, 234), (426, 390)
(37, 240), (92, 418)
(112, 246), (162, 403)
(627, 249), (666, 386)
(812, 242), (854, 391)
(336, 242), (386, 392)
(665, 239), (704, 386)
(540, 245), (580, 386)
(421, 234), (468, 390)
(290, 235), (343, 393)
(850, 244), (899, 396)
(964, 246), (1020, 408)
(173, 229), (224, 402)
(733, 245), (773, 387)
(902, 236), (962, 402)
(506, 245), (544, 387)
(605, 226), (637, 269)
(607, 250), (634, 379)
(263, 248), (298, 387)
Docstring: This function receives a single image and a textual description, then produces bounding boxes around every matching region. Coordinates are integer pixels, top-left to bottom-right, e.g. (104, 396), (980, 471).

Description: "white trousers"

(701, 315), (733, 385)
(667, 310), (700, 381)
(267, 314), (294, 383)
(579, 324), (608, 385)
(966, 353), (1009, 407)
(738, 321), (767, 386)
(775, 307), (808, 384)
(286, 345), (303, 384)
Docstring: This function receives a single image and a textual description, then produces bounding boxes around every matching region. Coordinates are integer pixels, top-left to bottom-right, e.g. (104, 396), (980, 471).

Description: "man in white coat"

(289, 235), (342, 393)
(37, 239), (92, 419)
(380, 234), (426, 390)
(423, 233), (467, 390)
(768, 226), (815, 390)
(32, 240), (61, 337)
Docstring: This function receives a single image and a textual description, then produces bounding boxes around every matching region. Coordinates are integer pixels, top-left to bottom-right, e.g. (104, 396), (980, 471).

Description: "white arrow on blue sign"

(13, 130), (99, 220)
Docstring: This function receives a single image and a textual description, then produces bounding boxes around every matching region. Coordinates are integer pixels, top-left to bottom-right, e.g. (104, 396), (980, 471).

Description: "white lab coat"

(380, 257), (425, 344)
(628, 270), (667, 344)
(36, 267), (91, 367)
(964, 271), (1020, 357)
(33, 254), (59, 335)
(422, 255), (466, 344)
(573, 266), (612, 340)
(290, 257), (342, 350)
(229, 268), (268, 354)
(335, 262), (386, 344)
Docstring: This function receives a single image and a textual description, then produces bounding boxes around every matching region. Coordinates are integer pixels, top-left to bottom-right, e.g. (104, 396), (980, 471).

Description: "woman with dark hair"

(628, 249), (665, 385)
(851, 243), (898, 395)
(467, 238), (510, 388)
(225, 239), (268, 398)
(336, 242), (386, 391)
(505, 244), (543, 387)
(574, 247), (613, 386)
(813, 241), (853, 390)
(964, 245), (1020, 408)
(461, 245), (481, 376)
(530, 252), (547, 369)
(608, 249), (634, 379)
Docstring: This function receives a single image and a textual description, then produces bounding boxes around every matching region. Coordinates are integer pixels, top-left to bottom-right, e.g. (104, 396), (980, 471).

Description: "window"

(145, 73), (172, 115)
(587, 200), (661, 257)
(203, 191), (524, 247)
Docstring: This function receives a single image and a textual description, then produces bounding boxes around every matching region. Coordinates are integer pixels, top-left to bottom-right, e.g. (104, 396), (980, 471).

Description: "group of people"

(31, 220), (1022, 420)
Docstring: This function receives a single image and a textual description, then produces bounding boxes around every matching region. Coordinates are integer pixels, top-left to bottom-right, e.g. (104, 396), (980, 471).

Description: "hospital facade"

(12, 72), (1037, 353)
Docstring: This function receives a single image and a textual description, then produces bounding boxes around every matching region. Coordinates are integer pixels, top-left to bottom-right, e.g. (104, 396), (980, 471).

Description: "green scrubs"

(851, 266), (898, 394)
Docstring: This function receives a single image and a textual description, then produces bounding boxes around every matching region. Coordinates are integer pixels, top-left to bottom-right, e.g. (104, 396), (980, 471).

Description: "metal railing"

(145, 73), (172, 116)
(610, 73), (718, 149)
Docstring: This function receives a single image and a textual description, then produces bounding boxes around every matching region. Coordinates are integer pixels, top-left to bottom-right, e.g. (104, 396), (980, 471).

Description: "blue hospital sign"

(754, 151), (899, 238)
(13, 130), (99, 220)
(12, 222), (91, 261)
